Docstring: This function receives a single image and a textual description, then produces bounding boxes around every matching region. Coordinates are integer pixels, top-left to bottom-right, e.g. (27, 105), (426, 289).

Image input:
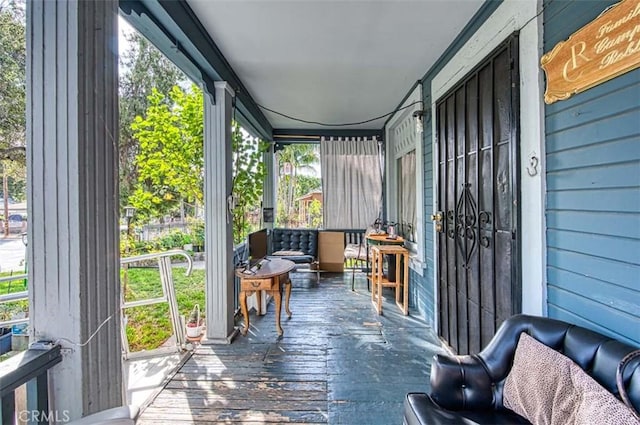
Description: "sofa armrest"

(429, 353), (495, 411)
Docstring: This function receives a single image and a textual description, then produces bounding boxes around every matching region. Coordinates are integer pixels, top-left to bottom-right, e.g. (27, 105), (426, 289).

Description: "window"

(398, 150), (416, 243)
(385, 85), (425, 274)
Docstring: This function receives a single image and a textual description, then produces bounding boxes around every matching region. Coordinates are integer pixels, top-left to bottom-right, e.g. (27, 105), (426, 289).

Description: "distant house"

(296, 190), (322, 227)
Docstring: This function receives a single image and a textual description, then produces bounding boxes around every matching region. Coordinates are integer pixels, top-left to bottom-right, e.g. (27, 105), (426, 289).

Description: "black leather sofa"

(404, 314), (640, 425)
(247, 228), (320, 279)
(269, 228), (318, 265)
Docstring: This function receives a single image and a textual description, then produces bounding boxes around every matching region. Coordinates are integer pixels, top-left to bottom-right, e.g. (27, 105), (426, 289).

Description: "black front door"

(434, 36), (521, 355)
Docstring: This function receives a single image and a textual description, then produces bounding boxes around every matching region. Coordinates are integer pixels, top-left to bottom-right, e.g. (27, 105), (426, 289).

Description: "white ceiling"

(186, 0), (484, 130)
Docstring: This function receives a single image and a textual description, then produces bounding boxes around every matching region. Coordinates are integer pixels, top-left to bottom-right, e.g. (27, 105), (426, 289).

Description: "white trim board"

(385, 85), (426, 275)
(429, 0), (546, 316)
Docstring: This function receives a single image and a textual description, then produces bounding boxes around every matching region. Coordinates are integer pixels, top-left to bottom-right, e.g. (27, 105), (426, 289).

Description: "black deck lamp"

(124, 206), (136, 238)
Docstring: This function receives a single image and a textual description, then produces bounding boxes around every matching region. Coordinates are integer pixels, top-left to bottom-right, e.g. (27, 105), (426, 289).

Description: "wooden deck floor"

(137, 272), (444, 424)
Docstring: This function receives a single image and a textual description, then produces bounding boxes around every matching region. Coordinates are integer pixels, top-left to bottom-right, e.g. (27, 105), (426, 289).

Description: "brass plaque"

(541, 0), (640, 104)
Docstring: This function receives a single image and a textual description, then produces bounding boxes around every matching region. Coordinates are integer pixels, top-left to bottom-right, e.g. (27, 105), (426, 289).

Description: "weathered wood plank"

(140, 407), (328, 423)
(165, 379), (326, 392)
(138, 274), (442, 424)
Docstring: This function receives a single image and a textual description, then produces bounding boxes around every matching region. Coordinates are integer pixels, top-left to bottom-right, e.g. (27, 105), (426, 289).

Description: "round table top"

(235, 257), (295, 279)
(366, 233), (405, 245)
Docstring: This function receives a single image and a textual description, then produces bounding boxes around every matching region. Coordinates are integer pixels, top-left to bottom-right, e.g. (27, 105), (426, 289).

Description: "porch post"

(262, 143), (277, 230)
(203, 82), (238, 343)
(26, 0), (121, 419)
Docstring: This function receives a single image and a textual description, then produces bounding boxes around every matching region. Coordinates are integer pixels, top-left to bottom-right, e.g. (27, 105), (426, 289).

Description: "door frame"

(433, 34), (522, 350)
(428, 0), (546, 332)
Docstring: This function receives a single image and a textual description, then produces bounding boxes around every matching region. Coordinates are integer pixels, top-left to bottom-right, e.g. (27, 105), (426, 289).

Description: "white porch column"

(203, 82), (238, 343)
(27, 0), (121, 418)
(262, 143), (277, 230)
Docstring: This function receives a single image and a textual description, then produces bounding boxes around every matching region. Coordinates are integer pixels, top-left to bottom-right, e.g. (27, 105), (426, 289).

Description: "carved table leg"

(240, 290), (249, 336)
(269, 287), (284, 336)
(284, 275), (292, 318)
(256, 289), (262, 316)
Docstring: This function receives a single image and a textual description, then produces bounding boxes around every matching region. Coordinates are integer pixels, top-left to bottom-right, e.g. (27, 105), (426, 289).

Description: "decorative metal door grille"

(435, 36), (521, 355)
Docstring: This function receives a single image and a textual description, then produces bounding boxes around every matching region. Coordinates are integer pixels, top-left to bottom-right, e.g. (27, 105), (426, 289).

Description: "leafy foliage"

(120, 221), (204, 257)
(276, 144), (320, 227)
(0, 1), (25, 155)
(0, 1), (26, 235)
(231, 124), (267, 243)
(129, 85), (204, 222)
(308, 199), (323, 228)
(119, 31), (186, 208)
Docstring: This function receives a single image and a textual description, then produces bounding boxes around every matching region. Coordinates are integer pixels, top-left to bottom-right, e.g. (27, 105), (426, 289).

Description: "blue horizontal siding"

(548, 305), (639, 347)
(544, 0), (640, 346)
(547, 229), (639, 265)
(547, 188), (640, 213)
(546, 109), (640, 154)
(547, 137), (640, 171)
(547, 161), (640, 191)
(543, 1), (615, 50)
(548, 287), (640, 345)
(547, 248), (638, 291)
(547, 267), (640, 317)
(546, 80), (640, 134)
(546, 210), (640, 240)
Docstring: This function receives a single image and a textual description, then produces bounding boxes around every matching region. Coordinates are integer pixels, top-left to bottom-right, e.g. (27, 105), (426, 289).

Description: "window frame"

(385, 85), (425, 275)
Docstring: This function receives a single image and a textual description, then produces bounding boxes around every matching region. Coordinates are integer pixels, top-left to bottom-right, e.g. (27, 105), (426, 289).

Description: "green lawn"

(123, 267), (205, 352)
(0, 268), (205, 352)
(0, 271), (28, 295)
(0, 272), (28, 325)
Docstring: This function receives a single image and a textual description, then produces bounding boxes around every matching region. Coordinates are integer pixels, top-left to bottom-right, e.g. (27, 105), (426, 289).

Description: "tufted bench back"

(431, 314), (640, 413)
(271, 228), (318, 257)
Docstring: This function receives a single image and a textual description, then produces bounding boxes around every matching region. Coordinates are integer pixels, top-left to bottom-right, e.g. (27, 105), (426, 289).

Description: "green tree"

(129, 85), (203, 222)
(295, 175), (321, 199)
(276, 144), (319, 227)
(308, 199), (323, 228)
(0, 0), (26, 235)
(231, 125), (267, 243)
(0, 1), (25, 153)
(119, 31), (185, 209)
(130, 84), (266, 243)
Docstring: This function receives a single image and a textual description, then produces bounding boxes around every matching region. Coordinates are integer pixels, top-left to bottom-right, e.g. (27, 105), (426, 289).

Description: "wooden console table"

(370, 245), (409, 315)
(366, 233), (405, 281)
(235, 258), (295, 336)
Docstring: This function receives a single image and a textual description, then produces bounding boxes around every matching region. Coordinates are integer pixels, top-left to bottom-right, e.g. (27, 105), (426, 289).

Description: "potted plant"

(185, 304), (202, 338)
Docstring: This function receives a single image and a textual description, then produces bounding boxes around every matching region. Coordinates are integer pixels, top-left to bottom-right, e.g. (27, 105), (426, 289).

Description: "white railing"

(120, 250), (193, 360)
(0, 274), (29, 328)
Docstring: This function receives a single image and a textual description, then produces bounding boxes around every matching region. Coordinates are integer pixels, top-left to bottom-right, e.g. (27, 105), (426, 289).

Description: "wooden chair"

(344, 239), (369, 291)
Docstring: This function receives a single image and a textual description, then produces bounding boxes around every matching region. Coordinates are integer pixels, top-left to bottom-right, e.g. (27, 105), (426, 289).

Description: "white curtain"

(321, 137), (383, 229)
(399, 150), (417, 241)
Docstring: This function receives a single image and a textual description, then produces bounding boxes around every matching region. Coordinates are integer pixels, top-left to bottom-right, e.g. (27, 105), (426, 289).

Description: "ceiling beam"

(273, 128), (384, 143)
(120, 0), (273, 140)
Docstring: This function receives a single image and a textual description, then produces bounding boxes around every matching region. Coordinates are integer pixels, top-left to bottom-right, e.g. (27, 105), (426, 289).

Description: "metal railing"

(0, 344), (62, 425)
(0, 274), (29, 329)
(120, 250), (193, 360)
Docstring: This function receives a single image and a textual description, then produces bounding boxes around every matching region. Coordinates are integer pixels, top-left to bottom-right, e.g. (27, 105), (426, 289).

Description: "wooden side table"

(235, 258), (295, 336)
(370, 245), (409, 315)
(365, 234), (405, 283)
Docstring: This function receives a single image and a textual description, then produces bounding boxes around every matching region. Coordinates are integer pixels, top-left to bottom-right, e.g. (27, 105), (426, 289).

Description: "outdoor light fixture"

(413, 110), (425, 135)
(124, 206), (136, 240)
(124, 206), (136, 218)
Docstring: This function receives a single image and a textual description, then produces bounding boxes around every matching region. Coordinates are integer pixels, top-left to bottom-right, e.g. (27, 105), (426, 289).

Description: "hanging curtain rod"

(274, 135), (321, 140)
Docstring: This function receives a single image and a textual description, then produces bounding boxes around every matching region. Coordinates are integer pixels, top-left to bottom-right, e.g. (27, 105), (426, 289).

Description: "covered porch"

(5, 0), (638, 423)
(137, 273), (441, 424)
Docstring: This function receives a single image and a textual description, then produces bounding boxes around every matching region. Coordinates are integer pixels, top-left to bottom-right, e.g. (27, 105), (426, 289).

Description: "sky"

(118, 15), (135, 72)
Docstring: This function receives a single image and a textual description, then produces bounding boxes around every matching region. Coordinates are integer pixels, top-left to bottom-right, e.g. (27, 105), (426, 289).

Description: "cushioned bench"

(404, 314), (640, 425)
(248, 228), (319, 280)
